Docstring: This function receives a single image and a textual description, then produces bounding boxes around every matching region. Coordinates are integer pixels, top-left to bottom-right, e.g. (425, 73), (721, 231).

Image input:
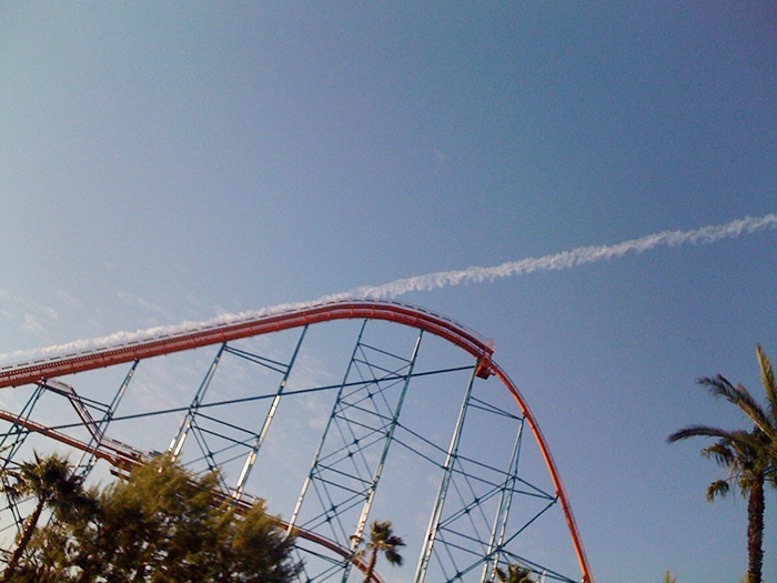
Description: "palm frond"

(757, 345), (777, 426)
(706, 479), (730, 501)
(698, 373), (736, 397)
(700, 374), (776, 439)
(701, 441), (735, 467)
(385, 535), (404, 547)
(385, 549), (403, 566)
(670, 350), (774, 583)
(668, 425), (735, 444)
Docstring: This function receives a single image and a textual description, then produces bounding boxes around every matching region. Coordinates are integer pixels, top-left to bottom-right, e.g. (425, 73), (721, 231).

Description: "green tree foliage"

(662, 570), (677, 583)
(1, 454), (300, 583)
(493, 563), (536, 583)
(0, 452), (97, 582)
(359, 520), (404, 583)
(668, 345), (777, 583)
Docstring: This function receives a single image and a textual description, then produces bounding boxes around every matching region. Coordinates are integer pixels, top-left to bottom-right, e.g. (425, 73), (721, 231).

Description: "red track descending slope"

(0, 299), (592, 583)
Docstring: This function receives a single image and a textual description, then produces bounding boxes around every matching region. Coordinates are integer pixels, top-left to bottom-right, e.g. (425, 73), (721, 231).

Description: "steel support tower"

(0, 300), (592, 583)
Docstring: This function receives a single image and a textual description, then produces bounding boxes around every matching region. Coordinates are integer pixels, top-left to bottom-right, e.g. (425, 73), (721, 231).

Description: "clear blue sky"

(1, 3), (776, 581)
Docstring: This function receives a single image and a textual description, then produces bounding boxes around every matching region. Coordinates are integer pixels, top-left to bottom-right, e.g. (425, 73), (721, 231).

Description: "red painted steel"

(490, 362), (592, 583)
(0, 408), (385, 583)
(0, 301), (493, 389)
(0, 299), (592, 583)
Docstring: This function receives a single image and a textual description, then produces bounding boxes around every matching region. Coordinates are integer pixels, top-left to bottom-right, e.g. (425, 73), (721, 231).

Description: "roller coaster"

(0, 300), (593, 583)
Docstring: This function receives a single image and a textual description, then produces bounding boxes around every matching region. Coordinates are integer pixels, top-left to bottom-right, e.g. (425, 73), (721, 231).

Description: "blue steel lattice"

(288, 320), (423, 582)
(0, 302), (590, 583)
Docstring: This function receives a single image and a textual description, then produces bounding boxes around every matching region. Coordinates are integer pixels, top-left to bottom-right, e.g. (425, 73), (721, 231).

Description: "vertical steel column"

(0, 383), (46, 468)
(100, 360), (139, 439)
(288, 317), (421, 582)
(287, 321), (368, 536)
(168, 343), (226, 459)
(0, 383), (47, 532)
(232, 325), (308, 498)
(76, 360), (139, 477)
(413, 365), (478, 583)
(480, 420), (524, 582)
(340, 330), (423, 582)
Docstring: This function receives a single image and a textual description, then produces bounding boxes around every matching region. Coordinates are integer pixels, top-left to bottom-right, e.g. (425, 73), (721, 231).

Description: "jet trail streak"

(1, 213), (774, 364)
(351, 213), (777, 299)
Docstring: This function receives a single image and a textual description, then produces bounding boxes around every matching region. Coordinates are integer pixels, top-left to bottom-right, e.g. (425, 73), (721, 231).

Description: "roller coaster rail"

(0, 299), (592, 583)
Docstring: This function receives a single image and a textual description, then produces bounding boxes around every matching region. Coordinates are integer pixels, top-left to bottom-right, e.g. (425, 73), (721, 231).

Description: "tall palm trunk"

(746, 473), (764, 583)
(1, 496), (46, 581)
(362, 548), (378, 583)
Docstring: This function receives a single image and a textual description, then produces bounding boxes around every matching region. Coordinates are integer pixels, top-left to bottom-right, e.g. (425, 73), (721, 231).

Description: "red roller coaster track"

(0, 299), (592, 583)
(0, 408), (386, 583)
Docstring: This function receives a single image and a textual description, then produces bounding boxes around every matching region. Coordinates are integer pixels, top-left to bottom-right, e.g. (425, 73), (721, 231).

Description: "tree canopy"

(358, 520), (404, 583)
(1, 454), (300, 583)
(493, 563), (536, 583)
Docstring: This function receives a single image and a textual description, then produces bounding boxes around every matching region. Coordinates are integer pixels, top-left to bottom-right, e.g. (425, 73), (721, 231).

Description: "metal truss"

(0, 300), (592, 583)
(0, 364), (140, 545)
(287, 321), (422, 582)
(167, 326), (308, 497)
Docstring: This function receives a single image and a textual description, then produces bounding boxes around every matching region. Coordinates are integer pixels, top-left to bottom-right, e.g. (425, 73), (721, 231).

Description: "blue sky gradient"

(1, 3), (776, 581)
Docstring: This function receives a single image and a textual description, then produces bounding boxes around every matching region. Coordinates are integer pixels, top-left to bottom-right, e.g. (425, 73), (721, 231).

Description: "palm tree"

(1, 452), (92, 581)
(671, 427), (767, 583)
(668, 345), (777, 583)
(494, 563), (536, 582)
(360, 520), (404, 583)
(695, 345), (777, 462)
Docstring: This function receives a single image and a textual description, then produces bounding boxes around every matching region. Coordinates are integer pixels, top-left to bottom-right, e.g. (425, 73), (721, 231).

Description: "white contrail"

(352, 212), (777, 299)
(1, 213), (775, 364)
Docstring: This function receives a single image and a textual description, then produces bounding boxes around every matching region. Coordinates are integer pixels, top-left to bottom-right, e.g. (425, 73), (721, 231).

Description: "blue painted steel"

(414, 366), (478, 582)
(232, 325), (308, 498)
